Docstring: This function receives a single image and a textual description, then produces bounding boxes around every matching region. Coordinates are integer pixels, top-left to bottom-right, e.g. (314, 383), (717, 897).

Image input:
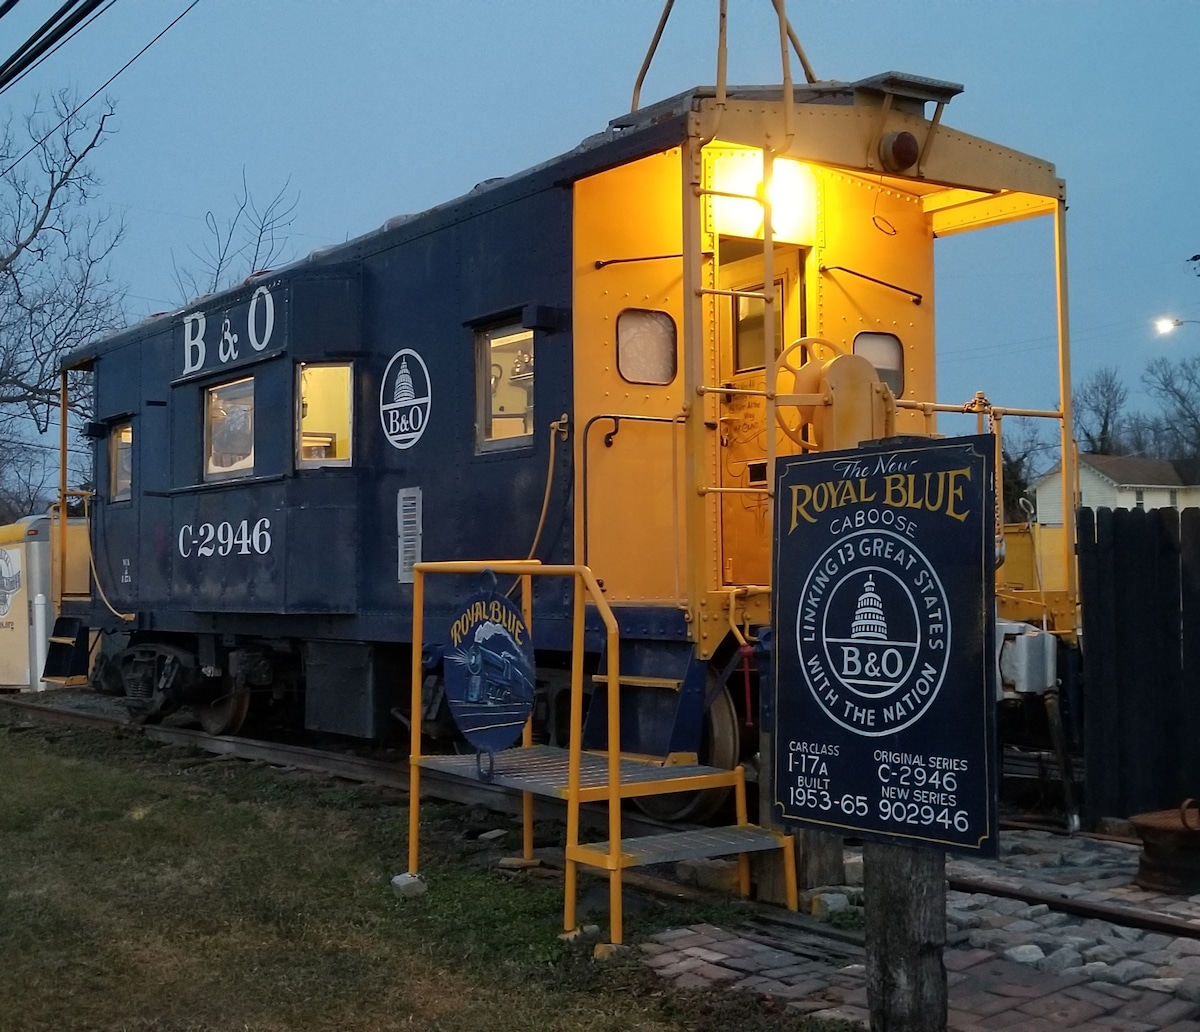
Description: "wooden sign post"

(864, 841), (947, 1031)
(770, 435), (998, 1030)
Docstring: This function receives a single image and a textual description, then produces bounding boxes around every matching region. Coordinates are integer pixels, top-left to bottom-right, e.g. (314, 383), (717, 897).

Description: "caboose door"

(716, 245), (804, 587)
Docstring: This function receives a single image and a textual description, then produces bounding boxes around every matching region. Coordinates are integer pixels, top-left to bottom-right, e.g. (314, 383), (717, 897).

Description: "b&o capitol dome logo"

(380, 349), (432, 450)
(795, 528), (951, 737)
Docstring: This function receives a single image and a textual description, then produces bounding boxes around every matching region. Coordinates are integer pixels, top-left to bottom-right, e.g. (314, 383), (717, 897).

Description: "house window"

(854, 332), (905, 397)
(205, 377), (255, 480)
(297, 363), (353, 467)
(110, 421), (132, 501)
(1135, 489), (1145, 510)
(617, 309), (676, 384)
(477, 323), (533, 450)
(1170, 489), (1179, 509)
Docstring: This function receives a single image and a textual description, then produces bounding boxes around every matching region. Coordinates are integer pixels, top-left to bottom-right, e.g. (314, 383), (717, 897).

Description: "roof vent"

(850, 71), (963, 106)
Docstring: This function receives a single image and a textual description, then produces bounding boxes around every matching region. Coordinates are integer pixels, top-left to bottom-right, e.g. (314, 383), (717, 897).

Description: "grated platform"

(570, 825), (786, 868)
(415, 744), (739, 801)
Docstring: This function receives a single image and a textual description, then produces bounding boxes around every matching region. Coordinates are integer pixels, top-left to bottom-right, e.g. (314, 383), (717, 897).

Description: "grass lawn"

(0, 712), (853, 1032)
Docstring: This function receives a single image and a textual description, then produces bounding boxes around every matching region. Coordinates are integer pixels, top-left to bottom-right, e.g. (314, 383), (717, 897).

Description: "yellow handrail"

(406, 560), (623, 933)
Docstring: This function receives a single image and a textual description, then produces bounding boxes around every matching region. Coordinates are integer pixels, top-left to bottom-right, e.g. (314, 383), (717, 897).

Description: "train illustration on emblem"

(443, 586), (537, 766)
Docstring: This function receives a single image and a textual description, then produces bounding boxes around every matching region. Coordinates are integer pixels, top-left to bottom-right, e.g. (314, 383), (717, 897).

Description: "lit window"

(854, 332), (904, 397)
(477, 323), (533, 449)
(205, 377), (255, 480)
(617, 309), (677, 385)
(110, 421), (132, 501)
(297, 363), (353, 467)
(735, 280), (784, 371)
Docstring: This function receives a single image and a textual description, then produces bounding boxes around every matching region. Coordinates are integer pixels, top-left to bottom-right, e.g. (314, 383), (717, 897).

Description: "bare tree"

(1074, 365), (1130, 455)
(170, 170), (298, 302)
(0, 443), (53, 522)
(1142, 355), (1200, 459)
(0, 91), (123, 518)
(1000, 416), (1056, 520)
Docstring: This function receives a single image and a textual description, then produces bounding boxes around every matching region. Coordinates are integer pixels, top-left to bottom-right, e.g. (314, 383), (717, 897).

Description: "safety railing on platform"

(405, 559), (796, 944)
(406, 560), (632, 936)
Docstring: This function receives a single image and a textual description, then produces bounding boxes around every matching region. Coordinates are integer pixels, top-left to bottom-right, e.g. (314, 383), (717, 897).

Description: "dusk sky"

(7, 0), (1199, 438)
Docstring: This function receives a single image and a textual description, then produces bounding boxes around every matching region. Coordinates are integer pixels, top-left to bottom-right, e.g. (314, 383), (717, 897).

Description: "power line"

(0, 0), (203, 179)
(0, 0), (103, 92)
(0, 0), (117, 99)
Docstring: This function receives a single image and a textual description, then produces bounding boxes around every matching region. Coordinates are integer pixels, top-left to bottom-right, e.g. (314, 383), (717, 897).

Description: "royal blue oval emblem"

(443, 590), (536, 755)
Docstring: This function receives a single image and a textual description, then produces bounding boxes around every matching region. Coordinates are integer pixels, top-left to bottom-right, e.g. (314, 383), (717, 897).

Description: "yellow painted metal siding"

(573, 149), (687, 604)
(813, 171), (937, 434)
(1001, 522), (1070, 595)
(52, 521), (91, 601)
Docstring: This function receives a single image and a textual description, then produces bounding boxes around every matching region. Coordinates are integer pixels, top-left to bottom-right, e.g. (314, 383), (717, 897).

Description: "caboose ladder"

(406, 561), (797, 945)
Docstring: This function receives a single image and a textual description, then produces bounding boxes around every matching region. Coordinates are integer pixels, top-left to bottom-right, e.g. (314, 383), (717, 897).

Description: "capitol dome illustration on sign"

(851, 575), (888, 640)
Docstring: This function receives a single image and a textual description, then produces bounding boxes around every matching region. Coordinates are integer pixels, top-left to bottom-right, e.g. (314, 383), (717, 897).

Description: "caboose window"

(205, 377), (255, 480)
(734, 278), (785, 371)
(477, 323), (534, 450)
(617, 309), (677, 385)
(853, 332), (905, 397)
(110, 421), (132, 501)
(297, 363), (353, 467)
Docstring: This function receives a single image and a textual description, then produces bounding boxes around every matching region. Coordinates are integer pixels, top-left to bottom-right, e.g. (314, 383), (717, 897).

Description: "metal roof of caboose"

(65, 72), (1060, 370)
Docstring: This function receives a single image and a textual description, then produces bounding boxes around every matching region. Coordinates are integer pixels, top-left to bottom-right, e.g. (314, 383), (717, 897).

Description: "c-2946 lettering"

(177, 517), (272, 558)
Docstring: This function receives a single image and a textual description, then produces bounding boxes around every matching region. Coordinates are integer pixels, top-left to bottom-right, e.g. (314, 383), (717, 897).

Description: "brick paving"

(641, 828), (1200, 1030)
(642, 923), (1200, 1029)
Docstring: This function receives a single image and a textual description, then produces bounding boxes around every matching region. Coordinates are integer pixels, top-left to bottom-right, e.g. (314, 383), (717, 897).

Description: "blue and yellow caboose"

(50, 51), (1077, 820)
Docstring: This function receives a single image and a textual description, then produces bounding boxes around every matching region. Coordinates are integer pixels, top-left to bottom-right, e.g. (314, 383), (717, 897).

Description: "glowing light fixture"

(1156, 317), (1200, 335)
(708, 147), (817, 244)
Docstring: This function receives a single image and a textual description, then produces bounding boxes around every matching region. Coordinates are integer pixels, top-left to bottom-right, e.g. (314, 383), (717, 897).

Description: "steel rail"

(945, 872), (1200, 940)
(7, 693), (1200, 942)
(0, 694), (678, 839)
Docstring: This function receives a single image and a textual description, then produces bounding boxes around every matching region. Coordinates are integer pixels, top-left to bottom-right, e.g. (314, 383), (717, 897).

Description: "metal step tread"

(591, 673), (682, 690)
(571, 825), (786, 868)
(415, 744), (739, 800)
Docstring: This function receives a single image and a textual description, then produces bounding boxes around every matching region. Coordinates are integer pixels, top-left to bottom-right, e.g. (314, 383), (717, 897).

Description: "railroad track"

(6, 689), (1197, 944)
(0, 690), (681, 842)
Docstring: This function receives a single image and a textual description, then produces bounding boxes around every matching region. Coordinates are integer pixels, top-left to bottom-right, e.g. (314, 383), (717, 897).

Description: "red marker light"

(879, 130), (920, 173)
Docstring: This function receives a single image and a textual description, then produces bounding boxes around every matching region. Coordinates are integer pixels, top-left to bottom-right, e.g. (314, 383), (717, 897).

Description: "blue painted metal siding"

(85, 178), (577, 645)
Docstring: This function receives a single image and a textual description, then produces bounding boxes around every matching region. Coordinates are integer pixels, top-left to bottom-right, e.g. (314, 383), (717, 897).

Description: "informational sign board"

(771, 435), (998, 856)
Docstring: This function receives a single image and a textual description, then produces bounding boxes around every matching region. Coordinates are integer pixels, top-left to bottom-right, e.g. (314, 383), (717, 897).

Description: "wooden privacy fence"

(1078, 506), (1200, 822)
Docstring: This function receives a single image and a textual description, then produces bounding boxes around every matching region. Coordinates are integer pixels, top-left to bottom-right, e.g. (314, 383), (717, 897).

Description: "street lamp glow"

(1156, 317), (1181, 334)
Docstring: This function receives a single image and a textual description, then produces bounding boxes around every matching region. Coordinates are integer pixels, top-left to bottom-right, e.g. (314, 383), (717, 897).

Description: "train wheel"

(92, 653), (126, 696)
(633, 685), (740, 823)
(197, 677), (250, 736)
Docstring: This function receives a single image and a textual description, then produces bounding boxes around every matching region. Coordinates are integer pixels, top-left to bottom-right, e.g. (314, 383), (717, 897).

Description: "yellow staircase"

(405, 561), (797, 944)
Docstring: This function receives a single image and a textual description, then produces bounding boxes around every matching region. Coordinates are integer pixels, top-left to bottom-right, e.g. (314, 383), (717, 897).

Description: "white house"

(1034, 453), (1200, 525)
